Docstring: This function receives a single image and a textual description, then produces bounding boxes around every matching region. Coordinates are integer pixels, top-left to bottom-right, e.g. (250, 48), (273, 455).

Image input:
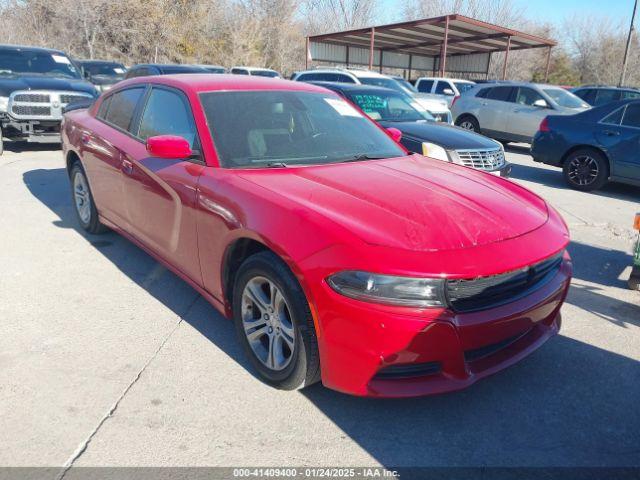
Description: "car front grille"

(446, 252), (564, 313)
(11, 106), (51, 116)
(13, 93), (50, 103)
(9, 90), (94, 121)
(454, 147), (505, 171)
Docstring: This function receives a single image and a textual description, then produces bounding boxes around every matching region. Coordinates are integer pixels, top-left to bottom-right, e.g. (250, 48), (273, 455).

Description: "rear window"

(622, 103), (640, 128)
(600, 106), (625, 125)
(103, 87), (144, 132)
(593, 89), (619, 106)
(454, 82), (475, 94)
(621, 90), (640, 100)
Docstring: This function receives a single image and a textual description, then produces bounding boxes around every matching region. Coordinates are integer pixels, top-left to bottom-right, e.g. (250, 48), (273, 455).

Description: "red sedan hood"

(238, 156), (549, 252)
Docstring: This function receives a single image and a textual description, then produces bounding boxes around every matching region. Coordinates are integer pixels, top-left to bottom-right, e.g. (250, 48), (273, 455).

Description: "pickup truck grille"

(446, 252), (564, 313)
(8, 90), (94, 121)
(454, 147), (505, 171)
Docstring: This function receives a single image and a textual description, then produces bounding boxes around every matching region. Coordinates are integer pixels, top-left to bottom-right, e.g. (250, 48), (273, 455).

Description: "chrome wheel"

(241, 276), (295, 371)
(460, 120), (475, 131)
(73, 171), (91, 224)
(567, 155), (599, 186)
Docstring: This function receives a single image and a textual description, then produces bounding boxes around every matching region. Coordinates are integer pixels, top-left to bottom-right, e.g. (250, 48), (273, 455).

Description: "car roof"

(574, 85), (640, 91)
(418, 77), (475, 83)
(231, 66), (277, 72)
(0, 44), (66, 55)
(113, 74), (333, 94)
(309, 81), (401, 96)
(78, 59), (124, 65)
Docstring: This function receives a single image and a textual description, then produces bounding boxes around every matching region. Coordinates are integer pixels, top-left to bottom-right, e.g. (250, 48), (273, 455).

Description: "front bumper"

(303, 249), (571, 398)
(488, 161), (512, 178)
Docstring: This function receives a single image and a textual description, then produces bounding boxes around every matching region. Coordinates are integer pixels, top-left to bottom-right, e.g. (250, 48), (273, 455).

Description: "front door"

(120, 85), (205, 284)
(506, 87), (553, 141)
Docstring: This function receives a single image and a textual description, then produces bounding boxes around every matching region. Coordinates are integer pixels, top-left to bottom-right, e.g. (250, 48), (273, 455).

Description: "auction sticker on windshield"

(324, 98), (360, 116)
(51, 54), (71, 64)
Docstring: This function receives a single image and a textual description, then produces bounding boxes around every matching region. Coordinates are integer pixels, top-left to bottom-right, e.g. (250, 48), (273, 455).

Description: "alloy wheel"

(460, 121), (475, 131)
(567, 155), (599, 186)
(241, 276), (296, 371)
(73, 171), (92, 224)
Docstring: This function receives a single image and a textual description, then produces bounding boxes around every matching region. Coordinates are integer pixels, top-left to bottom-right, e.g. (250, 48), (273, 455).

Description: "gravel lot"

(0, 143), (638, 471)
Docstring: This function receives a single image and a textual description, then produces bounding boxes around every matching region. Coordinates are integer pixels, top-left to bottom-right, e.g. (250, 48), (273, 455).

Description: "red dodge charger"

(61, 75), (572, 397)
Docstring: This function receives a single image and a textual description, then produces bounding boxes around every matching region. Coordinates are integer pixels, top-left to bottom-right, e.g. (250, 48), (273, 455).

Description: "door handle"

(603, 130), (620, 136)
(121, 158), (134, 175)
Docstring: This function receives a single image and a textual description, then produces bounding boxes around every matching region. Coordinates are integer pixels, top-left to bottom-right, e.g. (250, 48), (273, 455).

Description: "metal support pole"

(440, 16), (449, 77)
(408, 54), (413, 81)
(345, 45), (349, 68)
(305, 37), (309, 69)
(486, 52), (492, 80)
(620, 0), (638, 87)
(379, 50), (383, 73)
(544, 47), (552, 83)
(502, 36), (511, 80)
(369, 27), (375, 70)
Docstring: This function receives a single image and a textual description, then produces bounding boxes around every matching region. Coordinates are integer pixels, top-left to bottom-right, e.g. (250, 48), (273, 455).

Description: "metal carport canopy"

(305, 14), (557, 80)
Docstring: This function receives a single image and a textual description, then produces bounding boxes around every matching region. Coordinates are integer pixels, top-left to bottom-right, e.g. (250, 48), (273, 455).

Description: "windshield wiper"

(338, 154), (390, 163)
(265, 162), (288, 168)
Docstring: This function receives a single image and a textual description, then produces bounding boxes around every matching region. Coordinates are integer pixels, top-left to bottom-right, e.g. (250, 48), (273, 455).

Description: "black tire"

(232, 251), (320, 390)
(629, 268), (640, 291)
(69, 163), (108, 234)
(0, 126), (4, 156)
(562, 148), (609, 192)
(456, 115), (480, 133)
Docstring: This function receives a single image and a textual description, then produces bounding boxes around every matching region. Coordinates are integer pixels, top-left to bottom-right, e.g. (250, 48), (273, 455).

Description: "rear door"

(477, 86), (514, 135)
(120, 85), (205, 283)
(598, 102), (640, 180)
(506, 87), (552, 140)
(82, 86), (146, 228)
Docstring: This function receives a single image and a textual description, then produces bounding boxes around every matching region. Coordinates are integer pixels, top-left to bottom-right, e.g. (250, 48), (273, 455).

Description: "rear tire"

(562, 148), (609, 191)
(0, 127), (4, 156)
(232, 251), (320, 390)
(456, 115), (480, 133)
(70, 163), (107, 234)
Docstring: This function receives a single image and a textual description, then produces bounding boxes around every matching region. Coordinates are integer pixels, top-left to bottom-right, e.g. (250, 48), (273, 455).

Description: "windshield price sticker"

(324, 98), (360, 117)
(51, 54), (71, 64)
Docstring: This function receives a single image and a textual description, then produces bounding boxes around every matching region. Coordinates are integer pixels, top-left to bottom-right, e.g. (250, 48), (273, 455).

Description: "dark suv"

(0, 45), (98, 154)
(572, 86), (640, 107)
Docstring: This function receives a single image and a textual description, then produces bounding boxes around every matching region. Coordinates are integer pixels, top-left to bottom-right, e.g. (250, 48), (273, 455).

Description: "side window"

(486, 86), (513, 102)
(622, 103), (640, 128)
(594, 89), (618, 106)
(233, 68), (249, 75)
(416, 79), (434, 93)
(476, 87), (491, 98)
(96, 95), (112, 120)
(621, 90), (640, 100)
(137, 88), (198, 148)
(515, 87), (545, 106)
(601, 106), (625, 125)
(296, 73), (318, 82)
(103, 87), (144, 132)
(435, 81), (454, 95)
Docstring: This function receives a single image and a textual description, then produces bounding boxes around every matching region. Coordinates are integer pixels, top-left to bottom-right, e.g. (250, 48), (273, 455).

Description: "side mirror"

(443, 88), (455, 96)
(386, 127), (402, 143)
(533, 99), (549, 108)
(146, 135), (192, 159)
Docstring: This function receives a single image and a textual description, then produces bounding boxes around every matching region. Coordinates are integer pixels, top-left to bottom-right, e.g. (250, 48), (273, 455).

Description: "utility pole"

(620, 0), (638, 87)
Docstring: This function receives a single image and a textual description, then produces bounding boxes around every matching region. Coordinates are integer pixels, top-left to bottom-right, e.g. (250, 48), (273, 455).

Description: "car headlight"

(422, 142), (450, 162)
(0, 96), (8, 113)
(327, 271), (446, 308)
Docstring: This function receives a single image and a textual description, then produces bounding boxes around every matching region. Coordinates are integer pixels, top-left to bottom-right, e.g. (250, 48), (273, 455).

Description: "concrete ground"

(0, 143), (638, 471)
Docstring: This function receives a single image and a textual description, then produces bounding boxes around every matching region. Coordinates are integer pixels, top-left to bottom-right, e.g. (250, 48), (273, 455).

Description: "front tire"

(70, 163), (107, 234)
(456, 115), (480, 133)
(563, 149), (609, 191)
(232, 251), (320, 390)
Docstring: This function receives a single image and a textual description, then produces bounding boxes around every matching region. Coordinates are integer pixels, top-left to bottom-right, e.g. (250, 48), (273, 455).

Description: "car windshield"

(84, 63), (125, 76)
(358, 77), (407, 94)
(543, 88), (589, 109)
(200, 90), (406, 168)
(251, 70), (279, 78)
(454, 82), (475, 94)
(0, 50), (80, 78)
(346, 91), (435, 122)
(392, 78), (418, 94)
